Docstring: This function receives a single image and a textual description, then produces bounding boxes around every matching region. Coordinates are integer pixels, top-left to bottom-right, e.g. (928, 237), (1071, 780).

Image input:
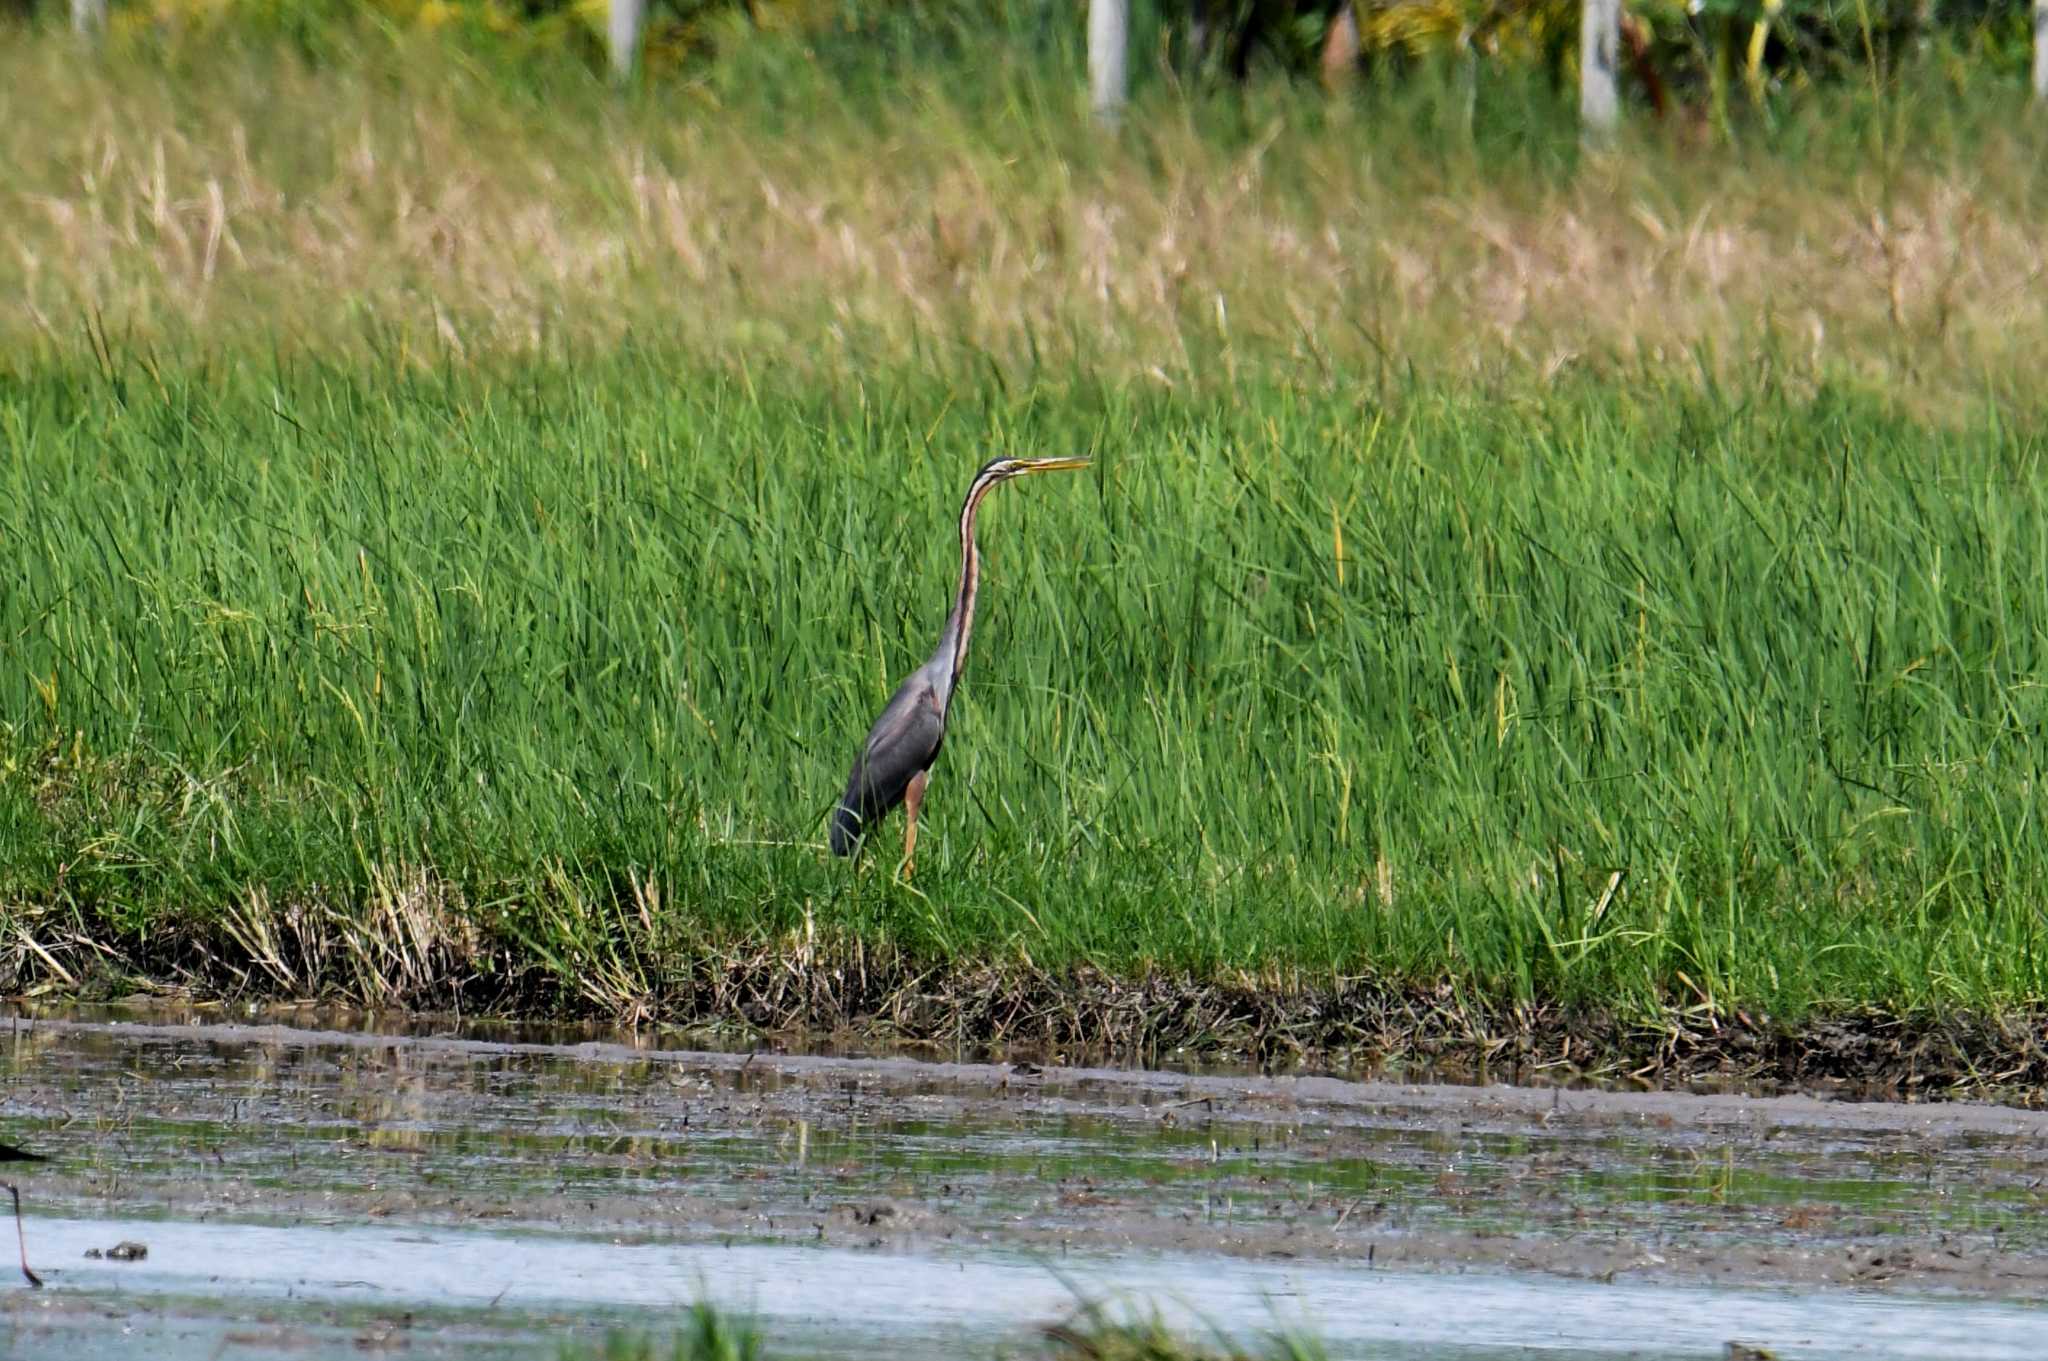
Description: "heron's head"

(980, 455), (1091, 482)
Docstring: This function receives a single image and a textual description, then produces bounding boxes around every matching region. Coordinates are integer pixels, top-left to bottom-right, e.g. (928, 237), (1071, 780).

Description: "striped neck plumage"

(937, 464), (1006, 689)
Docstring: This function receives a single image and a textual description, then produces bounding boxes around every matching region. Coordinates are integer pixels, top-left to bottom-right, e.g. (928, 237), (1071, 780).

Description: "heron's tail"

(829, 803), (863, 856)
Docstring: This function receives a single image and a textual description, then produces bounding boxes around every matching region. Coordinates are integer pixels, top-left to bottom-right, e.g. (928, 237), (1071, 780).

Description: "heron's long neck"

(935, 468), (1003, 687)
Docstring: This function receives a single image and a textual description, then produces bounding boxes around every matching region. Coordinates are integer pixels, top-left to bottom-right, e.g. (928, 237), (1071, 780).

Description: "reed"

(3, 357), (2045, 1027)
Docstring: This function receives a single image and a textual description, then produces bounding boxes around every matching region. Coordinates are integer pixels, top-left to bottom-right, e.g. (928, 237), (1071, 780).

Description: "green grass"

(2, 354), (2045, 1024)
(576, 1304), (765, 1361)
(567, 1297), (1325, 1361)
(2, 15), (2046, 1042)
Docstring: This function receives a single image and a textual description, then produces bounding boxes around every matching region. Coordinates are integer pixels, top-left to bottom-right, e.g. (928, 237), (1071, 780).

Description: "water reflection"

(1, 1010), (2043, 1264)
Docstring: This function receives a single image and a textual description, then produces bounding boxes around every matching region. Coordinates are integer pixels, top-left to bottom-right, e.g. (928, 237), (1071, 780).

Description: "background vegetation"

(2, 3), (2046, 1048)
(13, 0), (2043, 94)
(6, 0), (2045, 412)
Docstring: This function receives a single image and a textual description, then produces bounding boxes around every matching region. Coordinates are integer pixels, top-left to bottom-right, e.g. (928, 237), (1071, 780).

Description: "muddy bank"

(6, 1013), (2048, 1304)
(6, 920), (2048, 1105)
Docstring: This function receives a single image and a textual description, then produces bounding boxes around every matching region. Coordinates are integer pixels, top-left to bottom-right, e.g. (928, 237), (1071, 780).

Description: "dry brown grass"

(4, 29), (2044, 406)
(5, 867), (2048, 1103)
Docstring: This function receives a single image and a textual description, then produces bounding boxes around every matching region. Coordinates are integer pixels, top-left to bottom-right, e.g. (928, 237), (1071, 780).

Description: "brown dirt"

(11, 921), (2048, 1107)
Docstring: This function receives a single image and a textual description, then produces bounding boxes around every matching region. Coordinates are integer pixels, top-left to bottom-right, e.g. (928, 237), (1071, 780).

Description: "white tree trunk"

(609, 0), (645, 82)
(2034, 0), (2048, 102)
(1089, 0), (1128, 127)
(1580, 0), (1620, 142)
(72, 0), (105, 35)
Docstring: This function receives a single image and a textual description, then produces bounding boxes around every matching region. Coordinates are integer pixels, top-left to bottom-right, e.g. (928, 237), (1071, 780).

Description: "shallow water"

(13, 1214), (2048, 1361)
(2, 1012), (2046, 1358)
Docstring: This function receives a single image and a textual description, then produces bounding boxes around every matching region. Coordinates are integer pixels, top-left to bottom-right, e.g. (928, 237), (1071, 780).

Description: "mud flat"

(1, 1012), (2045, 1358)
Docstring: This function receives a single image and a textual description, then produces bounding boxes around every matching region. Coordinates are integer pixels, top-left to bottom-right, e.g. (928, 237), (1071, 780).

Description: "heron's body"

(830, 456), (1088, 872)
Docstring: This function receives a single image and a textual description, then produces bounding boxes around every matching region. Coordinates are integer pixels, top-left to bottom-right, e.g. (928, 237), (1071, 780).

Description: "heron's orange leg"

(900, 769), (930, 879)
(4, 1184), (38, 1288)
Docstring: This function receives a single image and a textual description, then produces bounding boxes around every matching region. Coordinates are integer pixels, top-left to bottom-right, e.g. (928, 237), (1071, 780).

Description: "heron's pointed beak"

(1016, 456), (1091, 474)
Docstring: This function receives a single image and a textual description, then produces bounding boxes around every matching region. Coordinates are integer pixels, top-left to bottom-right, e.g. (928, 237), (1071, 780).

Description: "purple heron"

(829, 456), (1090, 875)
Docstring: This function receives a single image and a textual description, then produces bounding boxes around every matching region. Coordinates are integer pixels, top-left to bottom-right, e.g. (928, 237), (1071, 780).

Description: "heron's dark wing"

(830, 667), (948, 855)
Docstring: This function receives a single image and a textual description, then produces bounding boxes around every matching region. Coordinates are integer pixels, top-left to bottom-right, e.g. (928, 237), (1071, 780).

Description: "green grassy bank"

(3, 21), (2048, 1080)
(3, 358), (2045, 1038)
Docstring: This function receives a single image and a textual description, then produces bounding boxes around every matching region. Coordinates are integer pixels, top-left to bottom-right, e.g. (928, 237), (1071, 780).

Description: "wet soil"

(14, 923), (2048, 1105)
(1, 1010), (2046, 1309)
